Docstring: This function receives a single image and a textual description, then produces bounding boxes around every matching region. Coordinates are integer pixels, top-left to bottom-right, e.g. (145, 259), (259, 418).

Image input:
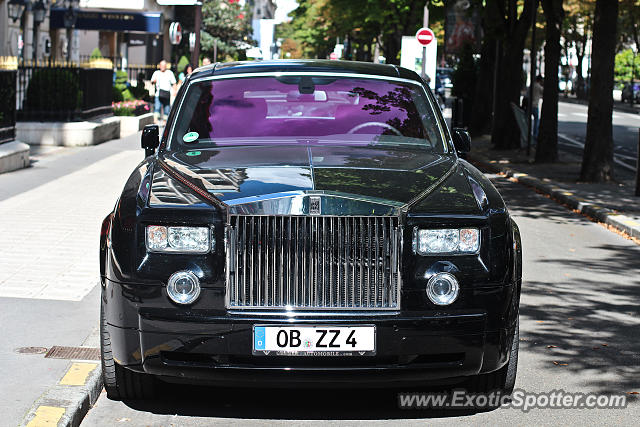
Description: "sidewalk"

(0, 134), (142, 425)
(468, 135), (640, 242)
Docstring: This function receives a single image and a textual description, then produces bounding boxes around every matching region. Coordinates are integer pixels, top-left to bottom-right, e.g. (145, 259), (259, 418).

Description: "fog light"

(426, 273), (459, 306)
(167, 271), (201, 305)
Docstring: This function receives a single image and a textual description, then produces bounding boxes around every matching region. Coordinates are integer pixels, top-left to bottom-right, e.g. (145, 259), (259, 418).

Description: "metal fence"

(78, 55), (166, 82)
(0, 69), (17, 144)
(16, 65), (113, 122)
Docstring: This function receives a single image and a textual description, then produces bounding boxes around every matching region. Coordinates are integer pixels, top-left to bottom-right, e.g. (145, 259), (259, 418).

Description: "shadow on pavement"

(120, 384), (495, 420)
(494, 176), (640, 398)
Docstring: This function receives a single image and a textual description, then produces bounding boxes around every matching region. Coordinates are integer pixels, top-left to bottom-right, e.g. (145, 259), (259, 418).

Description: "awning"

(49, 8), (163, 33)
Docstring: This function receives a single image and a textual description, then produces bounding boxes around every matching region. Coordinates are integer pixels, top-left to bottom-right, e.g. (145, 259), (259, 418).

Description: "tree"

(489, 0), (536, 150)
(470, 3), (499, 136)
(535, 0), (564, 163)
(618, 0), (640, 104)
(563, 0), (594, 100)
(615, 49), (640, 82)
(200, 0), (252, 61)
(285, 0), (445, 63)
(580, 0), (618, 182)
(172, 0), (252, 63)
(286, 0), (335, 58)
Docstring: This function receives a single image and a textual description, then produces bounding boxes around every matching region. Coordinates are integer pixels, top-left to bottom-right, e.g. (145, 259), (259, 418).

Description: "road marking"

(614, 111), (640, 121)
(25, 406), (65, 426)
(59, 362), (98, 386)
(558, 134), (636, 172)
(571, 112), (589, 118)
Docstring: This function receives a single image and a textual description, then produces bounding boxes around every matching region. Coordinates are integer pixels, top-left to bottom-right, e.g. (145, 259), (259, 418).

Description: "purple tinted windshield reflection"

(173, 76), (444, 151)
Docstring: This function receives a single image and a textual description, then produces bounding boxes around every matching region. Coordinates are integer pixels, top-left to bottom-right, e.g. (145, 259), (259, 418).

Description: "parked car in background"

(559, 77), (573, 94)
(100, 60), (522, 400)
(621, 82), (640, 103)
(437, 67), (453, 88)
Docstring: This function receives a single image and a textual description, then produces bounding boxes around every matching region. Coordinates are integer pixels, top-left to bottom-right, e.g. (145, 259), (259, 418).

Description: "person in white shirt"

(151, 60), (176, 123)
(531, 75), (544, 140)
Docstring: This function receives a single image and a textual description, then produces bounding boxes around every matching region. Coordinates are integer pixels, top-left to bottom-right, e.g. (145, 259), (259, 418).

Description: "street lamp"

(8, 0), (27, 22)
(62, 0), (79, 62)
(32, 0), (46, 24)
(32, 0), (47, 62)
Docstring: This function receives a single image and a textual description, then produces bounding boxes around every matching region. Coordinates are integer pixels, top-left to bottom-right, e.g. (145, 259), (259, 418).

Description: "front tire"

(101, 304), (156, 400)
(468, 317), (519, 395)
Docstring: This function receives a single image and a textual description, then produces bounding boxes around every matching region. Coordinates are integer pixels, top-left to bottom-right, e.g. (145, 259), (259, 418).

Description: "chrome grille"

(226, 215), (401, 310)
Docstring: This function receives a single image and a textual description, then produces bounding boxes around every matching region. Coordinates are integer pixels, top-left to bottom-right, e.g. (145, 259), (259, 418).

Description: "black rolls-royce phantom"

(100, 60), (522, 400)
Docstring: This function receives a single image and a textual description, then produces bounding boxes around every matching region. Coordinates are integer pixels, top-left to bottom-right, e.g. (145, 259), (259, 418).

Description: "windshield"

(170, 75), (447, 153)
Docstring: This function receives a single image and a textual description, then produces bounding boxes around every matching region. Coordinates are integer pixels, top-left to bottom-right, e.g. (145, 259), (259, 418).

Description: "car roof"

(190, 59), (424, 83)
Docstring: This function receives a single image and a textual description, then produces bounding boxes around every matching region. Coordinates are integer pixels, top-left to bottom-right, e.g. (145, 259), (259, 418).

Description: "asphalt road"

(557, 101), (640, 174)
(81, 172), (640, 426)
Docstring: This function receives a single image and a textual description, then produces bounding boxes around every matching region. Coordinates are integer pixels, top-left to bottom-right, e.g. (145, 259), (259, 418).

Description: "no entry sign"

(415, 28), (435, 46)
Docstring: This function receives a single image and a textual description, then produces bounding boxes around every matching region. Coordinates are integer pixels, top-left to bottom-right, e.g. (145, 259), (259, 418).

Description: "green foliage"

(285, 0), (445, 64)
(114, 70), (127, 87)
(89, 48), (103, 60)
(121, 88), (134, 101)
(128, 83), (149, 101)
(614, 49), (640, 82)
(113, 70), (146, 101)
(177, 55), (190, 74)
(200, 0), (252, 60)
(0, 71), (15, 126)
(112, 85), (124, 102)
(25, 68), (81, 111)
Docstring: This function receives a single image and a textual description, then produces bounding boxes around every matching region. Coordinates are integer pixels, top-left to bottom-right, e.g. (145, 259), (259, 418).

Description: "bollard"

(636, 128), (640, 196)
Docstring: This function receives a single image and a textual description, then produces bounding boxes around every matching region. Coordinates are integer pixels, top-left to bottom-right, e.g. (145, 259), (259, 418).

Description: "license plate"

(253, 325), (376, 356)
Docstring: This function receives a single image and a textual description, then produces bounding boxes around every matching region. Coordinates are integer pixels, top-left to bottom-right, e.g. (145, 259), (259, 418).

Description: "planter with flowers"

(112, 100), (150, 117)
(113, 100), (154, 137)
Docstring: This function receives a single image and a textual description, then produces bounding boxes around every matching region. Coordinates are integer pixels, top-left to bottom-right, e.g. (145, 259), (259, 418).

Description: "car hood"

(152, 145), (456, 214)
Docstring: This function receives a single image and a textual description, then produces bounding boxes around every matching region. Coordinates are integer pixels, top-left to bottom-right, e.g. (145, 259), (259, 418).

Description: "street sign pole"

(415, 26), (434, 81)
(191, 1), (202, 66)
(421, 6), (429, 80)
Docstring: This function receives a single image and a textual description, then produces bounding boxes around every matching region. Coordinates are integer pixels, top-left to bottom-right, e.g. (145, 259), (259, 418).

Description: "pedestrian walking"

(151, 60), (176, 125)
(531, 75), (544, 141)
(178, 63), (193, 90)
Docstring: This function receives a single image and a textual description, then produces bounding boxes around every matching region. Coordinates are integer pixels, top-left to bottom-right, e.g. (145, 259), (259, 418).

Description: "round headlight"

(426, 272), (459, 306)
(167, 271), (201, 305)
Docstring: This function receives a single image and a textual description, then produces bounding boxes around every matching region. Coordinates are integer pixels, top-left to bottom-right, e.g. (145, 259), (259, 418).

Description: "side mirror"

(141, 124), (160, 157)
(452, 128), (471, 155)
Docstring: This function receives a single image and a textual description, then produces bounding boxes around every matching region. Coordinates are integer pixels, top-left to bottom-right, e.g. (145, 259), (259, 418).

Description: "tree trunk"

(580, 0), (618, 182)
(576, 52), (586, 99)
(491, 0), (535, 150)
(382, 26), (403, 65)
(536, 0), (564, 163)
(470, 19), (498, 136)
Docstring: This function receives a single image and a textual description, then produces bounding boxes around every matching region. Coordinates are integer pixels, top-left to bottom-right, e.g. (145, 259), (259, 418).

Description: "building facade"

(0, 0), (177, 66)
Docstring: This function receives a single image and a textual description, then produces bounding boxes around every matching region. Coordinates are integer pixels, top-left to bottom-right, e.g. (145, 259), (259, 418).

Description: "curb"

(469, 154), (640, 242)
(20, 328), (103, 427)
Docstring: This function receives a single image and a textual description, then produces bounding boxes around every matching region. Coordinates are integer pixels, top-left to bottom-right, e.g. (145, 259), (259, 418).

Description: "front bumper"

(104, 280), (515, 387)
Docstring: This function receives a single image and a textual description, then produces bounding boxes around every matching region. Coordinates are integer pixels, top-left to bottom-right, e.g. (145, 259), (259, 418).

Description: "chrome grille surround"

(226, 215), (402, 311)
